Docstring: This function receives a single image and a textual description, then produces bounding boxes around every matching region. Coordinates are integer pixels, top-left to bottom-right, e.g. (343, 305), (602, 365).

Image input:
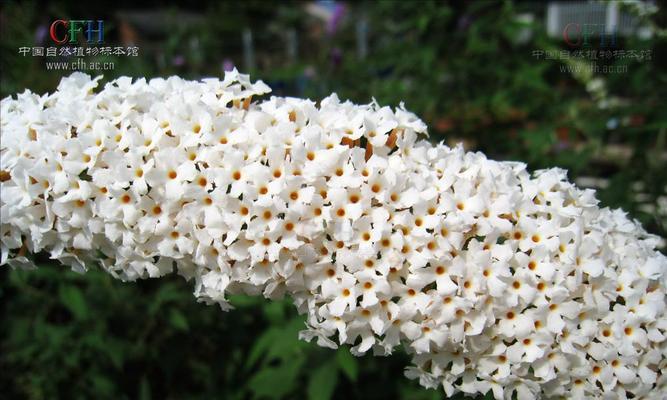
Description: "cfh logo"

(563, 23), (617, 48)
(49, 20), (104, 45)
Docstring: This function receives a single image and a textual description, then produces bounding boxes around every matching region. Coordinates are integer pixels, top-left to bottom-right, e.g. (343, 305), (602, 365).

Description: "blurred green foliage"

(0, 265), (450, 400)
(1, 0), (666, 399)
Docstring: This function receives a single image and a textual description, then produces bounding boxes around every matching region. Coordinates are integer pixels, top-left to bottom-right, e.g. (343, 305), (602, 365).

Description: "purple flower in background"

(222, 59), (235, 72)
(172, 55), (186, 67)
(330, 47), (342, 67)
(35, 24), (48, 45)
(457, 15), (472, 31)
(327, 3), (347, 35)
(307, 1), (347, 36)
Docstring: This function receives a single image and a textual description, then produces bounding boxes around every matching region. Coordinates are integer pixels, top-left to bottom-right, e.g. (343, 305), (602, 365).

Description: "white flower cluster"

(1, 71), (666, 400)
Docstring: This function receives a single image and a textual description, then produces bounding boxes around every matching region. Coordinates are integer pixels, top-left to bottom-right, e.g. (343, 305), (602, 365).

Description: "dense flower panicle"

(1, 71), (666, 399)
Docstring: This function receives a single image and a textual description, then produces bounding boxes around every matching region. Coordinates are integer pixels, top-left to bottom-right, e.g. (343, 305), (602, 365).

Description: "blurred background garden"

(1, 1), (666, 399)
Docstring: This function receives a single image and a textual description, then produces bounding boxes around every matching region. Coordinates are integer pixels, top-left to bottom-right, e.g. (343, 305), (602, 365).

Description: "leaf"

(307, 361), (338, 400)
(168, 309), (189, 331)
(335, 348), (358, 382)
(262, 301), (285, 324)
(247, 317), (309, 370)
(107, 342), (125, 369)
(90, 374), (114, 396)
(248, 357), (303, 400)
(150, 284), (187, 314)
(417, 15), (430, 33)
(245, 327), (279, 369)
(228, 294), (262, 308)
(58, 285), (88, 319)
(139, 376), (151, 400)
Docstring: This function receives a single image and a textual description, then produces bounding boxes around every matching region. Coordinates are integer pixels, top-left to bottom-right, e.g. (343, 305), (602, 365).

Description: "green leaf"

(264, 318), (308, 362)
(58, 285), (88, 319)
(90, 374), (114, 396)
(248, 357), (303, 400)
(139, 376), (151, 400)
(168, 309), (189, 331)
(149, 284), (188, 314)
(262, 301), (285, 324)
(307, 361), (338, 400)
(245, 327), (278, 369)
(229, 294), (262, 308)
(335, 348), (358, 382)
